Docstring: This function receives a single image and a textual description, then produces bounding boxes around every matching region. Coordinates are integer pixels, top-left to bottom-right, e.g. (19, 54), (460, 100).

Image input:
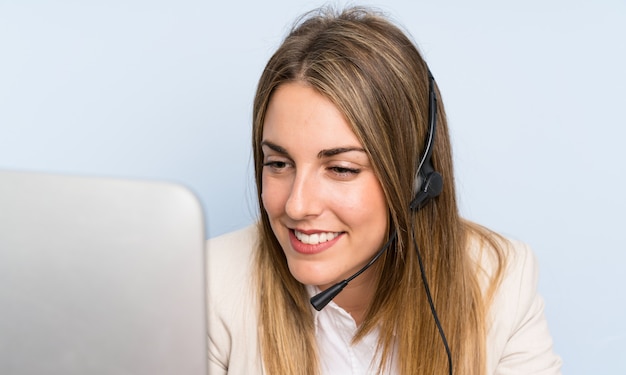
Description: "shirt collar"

(306, 284), (359, 334)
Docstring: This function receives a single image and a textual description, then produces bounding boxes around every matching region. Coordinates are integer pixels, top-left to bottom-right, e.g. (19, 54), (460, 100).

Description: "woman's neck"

(325, 267), (378, 326)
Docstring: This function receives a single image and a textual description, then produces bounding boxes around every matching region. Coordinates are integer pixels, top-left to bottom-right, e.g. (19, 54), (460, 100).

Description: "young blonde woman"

(207, 6), (561, 375)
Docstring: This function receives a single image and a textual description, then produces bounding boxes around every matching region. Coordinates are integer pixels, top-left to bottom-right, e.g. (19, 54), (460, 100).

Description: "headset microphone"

(310, 230), (397, 311)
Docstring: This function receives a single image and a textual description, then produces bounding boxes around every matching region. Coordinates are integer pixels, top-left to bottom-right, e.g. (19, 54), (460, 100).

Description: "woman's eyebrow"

(261, 141), (365, 159)
(260, 141), (288, 155)
(317, 147), (366, 158)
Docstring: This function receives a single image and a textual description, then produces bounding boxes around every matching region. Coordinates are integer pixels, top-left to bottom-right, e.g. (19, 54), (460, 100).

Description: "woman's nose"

(284, 171), (323, 220)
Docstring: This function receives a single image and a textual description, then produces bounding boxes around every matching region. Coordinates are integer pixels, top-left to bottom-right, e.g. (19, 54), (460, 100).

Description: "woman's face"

(261, 82), (388, 290)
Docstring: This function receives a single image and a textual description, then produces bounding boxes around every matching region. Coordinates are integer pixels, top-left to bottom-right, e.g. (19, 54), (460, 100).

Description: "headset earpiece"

(410, 70), (443, 212)
(410, 170), (443, 211)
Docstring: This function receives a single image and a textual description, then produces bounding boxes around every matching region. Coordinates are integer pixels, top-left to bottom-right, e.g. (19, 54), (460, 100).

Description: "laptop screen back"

(0, 170), (207, 375)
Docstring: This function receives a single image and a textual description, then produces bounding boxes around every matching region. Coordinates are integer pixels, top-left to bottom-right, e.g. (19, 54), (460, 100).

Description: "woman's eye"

(329, 166), (360, 177)
(263, 160), (290, 171)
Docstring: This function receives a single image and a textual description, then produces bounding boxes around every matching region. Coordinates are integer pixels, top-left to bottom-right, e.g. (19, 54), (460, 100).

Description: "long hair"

(252, 7), (505, 374)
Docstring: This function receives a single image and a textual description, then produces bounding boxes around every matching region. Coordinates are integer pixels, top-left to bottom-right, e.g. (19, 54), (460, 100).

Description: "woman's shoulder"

(468, 227), (542, 326)
(206, 224), (263, 373)
(467, 225), (535, 291)
(206, 225), (257, 261)
(471, 232), (539, 313)
(207, 224), (258, 257)
(466, 226), (562, 374)
(206, 224), (258, 295)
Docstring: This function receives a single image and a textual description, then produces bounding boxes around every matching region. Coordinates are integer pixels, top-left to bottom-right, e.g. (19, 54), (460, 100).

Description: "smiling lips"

(294, 230), (340, 244)
(289, 229), (343, 254)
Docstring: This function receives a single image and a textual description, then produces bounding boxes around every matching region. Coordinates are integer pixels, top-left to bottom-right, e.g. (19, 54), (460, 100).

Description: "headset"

(410, 69), (443, 210)
(409, 70), (452, 375)
(310, 69), (452, 375)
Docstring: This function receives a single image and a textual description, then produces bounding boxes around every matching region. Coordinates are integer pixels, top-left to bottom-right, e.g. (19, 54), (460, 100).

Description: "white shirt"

(308, 286), (398, 375)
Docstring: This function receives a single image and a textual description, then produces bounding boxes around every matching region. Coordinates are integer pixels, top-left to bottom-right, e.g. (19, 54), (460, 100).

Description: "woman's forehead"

(261, 82), (363, 149)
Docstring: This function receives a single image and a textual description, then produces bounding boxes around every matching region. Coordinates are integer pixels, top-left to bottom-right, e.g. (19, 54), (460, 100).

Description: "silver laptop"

(0, 170), (207, 375)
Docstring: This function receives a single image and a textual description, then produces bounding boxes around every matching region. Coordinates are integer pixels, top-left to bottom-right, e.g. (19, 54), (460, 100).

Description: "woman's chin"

(287, 263), (339, 289)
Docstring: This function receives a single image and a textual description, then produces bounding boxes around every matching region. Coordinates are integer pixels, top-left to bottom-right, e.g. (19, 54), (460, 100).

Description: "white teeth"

(294, 230), (339, 245)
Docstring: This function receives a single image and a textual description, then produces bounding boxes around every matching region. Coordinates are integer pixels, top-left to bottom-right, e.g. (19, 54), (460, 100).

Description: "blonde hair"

(252, 7), (505, 374)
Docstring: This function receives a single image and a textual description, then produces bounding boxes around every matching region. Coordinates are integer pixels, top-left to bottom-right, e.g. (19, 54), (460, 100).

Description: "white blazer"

(206, 225), (562, 374)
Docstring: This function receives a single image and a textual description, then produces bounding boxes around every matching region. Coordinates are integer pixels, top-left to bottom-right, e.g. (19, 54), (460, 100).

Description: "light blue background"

(1, 1), (624, 373)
